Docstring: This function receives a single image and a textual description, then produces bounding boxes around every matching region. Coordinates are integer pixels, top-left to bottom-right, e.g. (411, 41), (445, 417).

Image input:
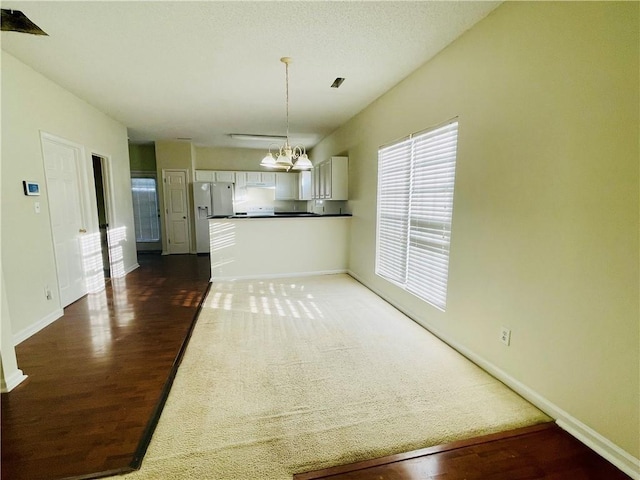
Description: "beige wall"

(129, 143), (157, 172)
(1, 52), (138, 343)
(195, 146), (266, 171)
(154, 140), (195, 253)
(311, 1), (639, 465)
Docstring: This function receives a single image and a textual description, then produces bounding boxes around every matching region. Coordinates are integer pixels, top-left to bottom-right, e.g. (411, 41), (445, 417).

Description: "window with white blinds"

(375, 120), (458, 311)
(131, 177), (161, 242)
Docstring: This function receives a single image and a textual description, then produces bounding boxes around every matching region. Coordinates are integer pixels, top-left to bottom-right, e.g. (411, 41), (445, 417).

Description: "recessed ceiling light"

(331, 77), (345, 88)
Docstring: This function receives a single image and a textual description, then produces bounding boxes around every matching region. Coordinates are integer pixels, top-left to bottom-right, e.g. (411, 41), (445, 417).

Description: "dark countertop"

(209, 212), (352, 219)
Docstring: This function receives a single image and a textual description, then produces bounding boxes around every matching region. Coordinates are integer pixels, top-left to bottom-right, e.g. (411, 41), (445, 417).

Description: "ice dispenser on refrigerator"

(193, 182), (234, 253)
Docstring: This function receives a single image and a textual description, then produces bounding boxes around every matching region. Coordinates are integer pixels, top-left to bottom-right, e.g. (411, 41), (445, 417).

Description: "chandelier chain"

(285, 60), (290, 141)
(259, 56), (313, 171)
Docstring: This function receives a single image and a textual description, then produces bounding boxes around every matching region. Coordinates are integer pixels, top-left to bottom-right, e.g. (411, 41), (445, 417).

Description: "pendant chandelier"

(260, 57), (313, 171)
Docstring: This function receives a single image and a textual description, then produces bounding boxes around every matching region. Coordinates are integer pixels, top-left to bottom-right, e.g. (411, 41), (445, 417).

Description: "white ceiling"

(1, 1), (500, 149)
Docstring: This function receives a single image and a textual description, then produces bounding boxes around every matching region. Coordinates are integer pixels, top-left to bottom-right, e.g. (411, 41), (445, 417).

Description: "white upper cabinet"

(195, 170), (215, 182)
(195, 170), (278, 188)
(312, 168), (320, 199)
(215, 171), (235, 183)
(246, 171), (276, 187)
(298, 171), (312, 201)
(261, 172), (276, 185)
(275, 172), (298, 200)
(234, 171), (247, 189)
(246, 171), (261, 184)
(195, 170), (235, 183)
(313, 156), (348, 200)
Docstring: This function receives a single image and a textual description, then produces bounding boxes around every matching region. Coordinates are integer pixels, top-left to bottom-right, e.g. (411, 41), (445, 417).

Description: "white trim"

(12, 264), (138, 345)
(1, 370), (28, 393)
(13, 308), (63, 345)
(124, 263), (140, 276)
(556, 420), (639, 479)
(347, 269), (640, 479)
(211, 269), (347, 282)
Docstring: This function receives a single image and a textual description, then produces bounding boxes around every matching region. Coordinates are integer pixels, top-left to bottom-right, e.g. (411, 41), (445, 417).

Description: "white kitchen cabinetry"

(194, 170), (235, 183)
(275, 173), (298, 200)
(312, 168), (320, 199)
(313, 156), (348, 200)
(234, 171), (247, 189)
(234, 172), (248, 202)
(215, 171), (235, 182)
(195, 170), (280, 188)
(298, 171), (312, 200)
(195, 170), (215, 181)
(320, 161), (331, 199)
(246, 171), (276, 187)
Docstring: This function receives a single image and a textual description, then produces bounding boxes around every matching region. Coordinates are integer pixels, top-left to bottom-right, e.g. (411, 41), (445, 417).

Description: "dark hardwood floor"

(295, 423), (631, 480)
(1, 253), (211, 480)
(293, 423), (630, 480)
(2, 254), (631, 480)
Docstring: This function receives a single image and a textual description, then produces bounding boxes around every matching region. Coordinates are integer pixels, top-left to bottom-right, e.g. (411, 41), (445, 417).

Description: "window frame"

(130, 172), (161, 244)
(375, 119), (459, 311)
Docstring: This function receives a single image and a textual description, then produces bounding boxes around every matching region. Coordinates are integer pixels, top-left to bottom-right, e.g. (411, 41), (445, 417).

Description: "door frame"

(161, 168), (191, 255)
(90, 152), (117, 276)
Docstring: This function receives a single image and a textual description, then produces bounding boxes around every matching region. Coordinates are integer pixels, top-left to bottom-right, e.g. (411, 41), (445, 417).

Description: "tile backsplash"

(234, 186), (306, 213)
(312, 200), (348, 215)
(234, 186), (347, 214)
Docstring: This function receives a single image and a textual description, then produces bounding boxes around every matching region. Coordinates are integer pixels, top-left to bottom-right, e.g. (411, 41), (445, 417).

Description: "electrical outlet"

(500, 327), (511, 346)
(45, 286), (52, 300)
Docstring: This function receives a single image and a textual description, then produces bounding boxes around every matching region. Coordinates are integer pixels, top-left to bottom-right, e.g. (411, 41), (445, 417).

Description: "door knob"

(79, 228), (87, 233)
(183, 216), (187, 219)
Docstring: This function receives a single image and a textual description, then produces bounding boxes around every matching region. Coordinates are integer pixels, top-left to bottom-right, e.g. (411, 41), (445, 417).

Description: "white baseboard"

(1, 369), (28, 393)
(556, 419), (639, 479)
(124, 262), (140, 275)
(346, 270), (640, 479)
(12, 264), (139, 346)
(13, 308), (63, 346)
(210, 269), (348, 282)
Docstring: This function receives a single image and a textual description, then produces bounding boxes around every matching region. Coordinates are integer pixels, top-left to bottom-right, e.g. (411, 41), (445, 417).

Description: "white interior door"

(42, 134), (88, 307)
(163, 170), (190, 254)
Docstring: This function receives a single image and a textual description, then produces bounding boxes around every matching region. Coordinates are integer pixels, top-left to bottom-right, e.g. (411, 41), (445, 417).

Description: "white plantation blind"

(376, 120), (458, 310)
(376, 138), (412, 284)
(131, 177), (161, 242)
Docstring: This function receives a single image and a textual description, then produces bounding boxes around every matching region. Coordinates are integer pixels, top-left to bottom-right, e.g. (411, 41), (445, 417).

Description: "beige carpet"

(113, 274), (549, 479)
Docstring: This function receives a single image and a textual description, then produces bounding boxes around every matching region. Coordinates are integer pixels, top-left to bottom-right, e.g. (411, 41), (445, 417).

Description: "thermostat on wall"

(23, 181), (40, 196)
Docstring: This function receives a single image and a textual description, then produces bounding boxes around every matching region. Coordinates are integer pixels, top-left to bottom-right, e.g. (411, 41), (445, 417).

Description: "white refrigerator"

(193, 181), (234, 253)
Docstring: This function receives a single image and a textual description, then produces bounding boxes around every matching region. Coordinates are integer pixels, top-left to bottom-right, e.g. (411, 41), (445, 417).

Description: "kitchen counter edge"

(208, 213), (352, 219)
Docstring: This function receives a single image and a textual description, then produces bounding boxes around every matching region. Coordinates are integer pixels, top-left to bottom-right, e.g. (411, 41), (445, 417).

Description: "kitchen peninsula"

(208, 214), (351, 280)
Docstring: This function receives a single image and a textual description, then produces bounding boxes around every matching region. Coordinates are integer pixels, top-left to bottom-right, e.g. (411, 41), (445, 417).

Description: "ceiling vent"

(331, 78), (345, 89)
(1, 9), (48, 35)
